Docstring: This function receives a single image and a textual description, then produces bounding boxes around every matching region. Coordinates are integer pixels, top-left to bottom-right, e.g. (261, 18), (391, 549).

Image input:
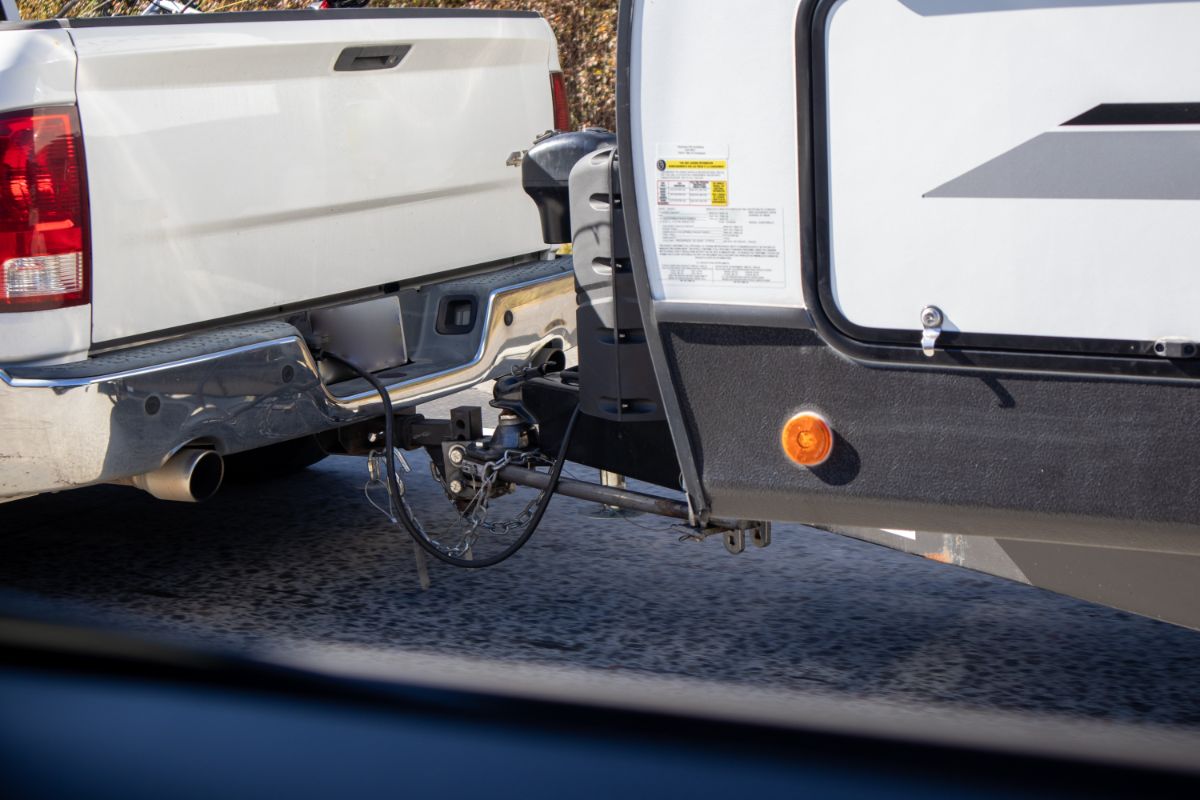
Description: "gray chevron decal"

(927, 105), (1200, 200)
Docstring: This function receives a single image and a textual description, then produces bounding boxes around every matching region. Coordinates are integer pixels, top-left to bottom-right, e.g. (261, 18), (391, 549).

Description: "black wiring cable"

(324, 353), (580, 568)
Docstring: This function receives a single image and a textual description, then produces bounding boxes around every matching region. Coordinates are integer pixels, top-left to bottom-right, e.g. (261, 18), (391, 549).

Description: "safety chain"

(364, 448), (552, 559)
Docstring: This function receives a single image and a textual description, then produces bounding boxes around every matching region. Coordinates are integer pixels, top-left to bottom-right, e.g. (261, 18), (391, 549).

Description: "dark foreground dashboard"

(1, 605), (1197, 800)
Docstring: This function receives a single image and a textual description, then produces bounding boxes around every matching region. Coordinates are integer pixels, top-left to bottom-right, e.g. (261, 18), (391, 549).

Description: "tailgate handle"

(334, 45), (411, 72)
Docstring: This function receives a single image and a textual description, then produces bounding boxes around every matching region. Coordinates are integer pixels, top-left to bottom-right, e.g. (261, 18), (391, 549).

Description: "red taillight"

(550, 71), (569, 131)
(0, 107), (89, 312)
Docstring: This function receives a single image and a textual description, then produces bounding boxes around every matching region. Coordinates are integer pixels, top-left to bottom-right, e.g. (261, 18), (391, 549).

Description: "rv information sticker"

(654, 144), (784, 289)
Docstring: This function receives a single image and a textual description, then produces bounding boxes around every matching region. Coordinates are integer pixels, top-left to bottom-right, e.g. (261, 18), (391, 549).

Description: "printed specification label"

(657, 206), (784, 286)
(654, 144), (784, 288)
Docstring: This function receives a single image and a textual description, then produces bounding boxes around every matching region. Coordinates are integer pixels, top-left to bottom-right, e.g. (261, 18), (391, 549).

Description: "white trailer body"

(606, 0), (1200, 628)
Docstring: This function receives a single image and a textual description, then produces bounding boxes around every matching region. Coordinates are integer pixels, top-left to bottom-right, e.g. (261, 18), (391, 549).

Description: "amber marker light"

(781, 412), (834, 467)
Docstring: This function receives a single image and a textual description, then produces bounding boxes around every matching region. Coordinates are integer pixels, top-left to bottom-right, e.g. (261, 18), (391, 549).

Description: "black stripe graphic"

(1063, 103), (1200, 126)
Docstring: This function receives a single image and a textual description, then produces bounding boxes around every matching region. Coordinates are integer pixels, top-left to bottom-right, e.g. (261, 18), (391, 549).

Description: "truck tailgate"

(67, 10), (556, 343)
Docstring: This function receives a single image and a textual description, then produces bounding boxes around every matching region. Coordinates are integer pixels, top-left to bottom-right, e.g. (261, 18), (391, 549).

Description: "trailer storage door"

(819, 0), (1200, 358)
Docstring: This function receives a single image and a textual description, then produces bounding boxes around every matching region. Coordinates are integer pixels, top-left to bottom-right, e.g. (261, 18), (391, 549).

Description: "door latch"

(920, 305), (943, 357)
(1152, 338), (1199, 359)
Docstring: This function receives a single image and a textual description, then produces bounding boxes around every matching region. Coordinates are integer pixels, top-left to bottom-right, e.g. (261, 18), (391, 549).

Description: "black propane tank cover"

(522, 128), (617, 244)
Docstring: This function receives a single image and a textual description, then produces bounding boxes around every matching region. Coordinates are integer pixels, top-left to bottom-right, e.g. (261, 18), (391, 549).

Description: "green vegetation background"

(15, 0), (619, 130)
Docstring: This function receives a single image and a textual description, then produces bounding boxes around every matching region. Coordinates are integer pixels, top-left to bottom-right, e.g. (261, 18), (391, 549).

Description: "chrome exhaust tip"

(128, 448), (224, 503)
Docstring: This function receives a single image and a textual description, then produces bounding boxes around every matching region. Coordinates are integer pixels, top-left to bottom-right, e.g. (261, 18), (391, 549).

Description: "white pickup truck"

(0, 8), (575, 503)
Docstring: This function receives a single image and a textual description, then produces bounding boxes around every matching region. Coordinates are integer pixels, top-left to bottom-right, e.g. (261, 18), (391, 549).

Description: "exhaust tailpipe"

(124, 449), (224, 503)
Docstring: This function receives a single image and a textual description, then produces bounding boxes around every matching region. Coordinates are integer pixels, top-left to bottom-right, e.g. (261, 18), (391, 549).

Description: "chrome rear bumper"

(0, 269), (574, 501)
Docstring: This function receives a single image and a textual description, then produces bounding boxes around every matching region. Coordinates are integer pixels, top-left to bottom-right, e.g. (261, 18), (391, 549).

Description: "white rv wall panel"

(631, 0), (807, 308)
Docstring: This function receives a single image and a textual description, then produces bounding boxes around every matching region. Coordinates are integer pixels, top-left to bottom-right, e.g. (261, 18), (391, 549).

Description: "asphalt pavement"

(3, 385), (1200, 758)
